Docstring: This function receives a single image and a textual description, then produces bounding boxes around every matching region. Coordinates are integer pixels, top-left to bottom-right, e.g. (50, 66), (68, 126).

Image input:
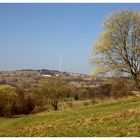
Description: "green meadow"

(0, 96), (140, 137)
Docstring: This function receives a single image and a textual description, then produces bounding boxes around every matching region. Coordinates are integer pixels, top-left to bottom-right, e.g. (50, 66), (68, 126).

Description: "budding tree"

(91, 9), (140, 90)
(39, 77), (70, 111)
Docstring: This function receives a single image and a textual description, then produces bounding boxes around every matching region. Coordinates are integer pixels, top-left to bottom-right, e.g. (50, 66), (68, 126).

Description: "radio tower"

(59, 54), (62, 72)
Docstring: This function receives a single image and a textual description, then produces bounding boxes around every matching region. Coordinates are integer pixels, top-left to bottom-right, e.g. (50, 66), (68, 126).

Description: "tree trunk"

(133, 74), (140, 91)
(52, 100), (58, 111)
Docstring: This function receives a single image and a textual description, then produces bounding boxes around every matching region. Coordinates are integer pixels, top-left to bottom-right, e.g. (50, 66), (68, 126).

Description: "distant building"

(55, 74), (59, 77)
(42, 74), (52, 77)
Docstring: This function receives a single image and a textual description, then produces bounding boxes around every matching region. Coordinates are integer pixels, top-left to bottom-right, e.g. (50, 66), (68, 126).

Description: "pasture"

(0, 96), (140, 136)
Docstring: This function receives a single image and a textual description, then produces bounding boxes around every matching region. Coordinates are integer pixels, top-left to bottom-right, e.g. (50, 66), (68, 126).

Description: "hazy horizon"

(1, 3), (140, 74)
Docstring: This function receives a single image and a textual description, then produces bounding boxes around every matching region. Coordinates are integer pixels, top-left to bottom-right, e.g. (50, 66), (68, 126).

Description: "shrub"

(83, 101), (90, 106)
(82, 85), (111, 99)
(111, 78), (130, 98)
(74, 93), (79, 100)
(31, 105), (47, 114)
(11, 87), (44, 116)
(11, 87), (25, 115)
(100, 83), (112, 97)
(23, 92), (37, 114)
(67, 101), (73, 108)
(0, 85), (18, 117)
(90, 99), (98, 105)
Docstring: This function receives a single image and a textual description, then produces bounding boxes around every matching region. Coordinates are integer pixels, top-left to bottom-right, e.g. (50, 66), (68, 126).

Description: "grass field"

(0, 96), (140, 137)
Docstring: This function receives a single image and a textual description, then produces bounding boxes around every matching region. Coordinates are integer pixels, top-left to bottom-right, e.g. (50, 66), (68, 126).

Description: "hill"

(0, 95), (140, 137)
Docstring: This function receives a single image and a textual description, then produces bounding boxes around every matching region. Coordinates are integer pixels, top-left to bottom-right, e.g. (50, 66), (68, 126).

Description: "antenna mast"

(59, 54), (62, 72)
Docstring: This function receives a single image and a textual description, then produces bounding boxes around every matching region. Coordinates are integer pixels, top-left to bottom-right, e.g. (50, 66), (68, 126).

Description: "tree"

(0, 85), (17, 117)
(91, 9), (140, 90)
(39, 77), (70, 111)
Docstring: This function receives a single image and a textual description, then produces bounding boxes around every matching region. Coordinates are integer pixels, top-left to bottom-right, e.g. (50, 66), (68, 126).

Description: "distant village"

(0, 69), (106, 92)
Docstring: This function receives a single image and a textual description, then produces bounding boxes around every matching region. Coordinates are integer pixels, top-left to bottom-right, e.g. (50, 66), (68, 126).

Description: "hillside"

(0, 95), (140, 137)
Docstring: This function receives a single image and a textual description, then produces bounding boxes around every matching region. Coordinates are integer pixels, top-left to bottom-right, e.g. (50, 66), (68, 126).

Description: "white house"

(42, 74), (52, 77)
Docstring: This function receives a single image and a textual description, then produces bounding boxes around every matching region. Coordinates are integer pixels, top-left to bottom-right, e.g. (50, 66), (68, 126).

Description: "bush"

(0, 85), (18, 117)
(111, 78), (130, 98)
(82, 85), (111, 99)
(31, 105), (47, 114)
(67, 101), (73, 108)
(90, 99), (98, 105)
(11, 87), (25, 115)
(83, 101), (90, 106)
(23, 92), (38, 115)
(0, 84), (46, 117)
(74, 93), (79, 100)
(100, 83), (112, 97)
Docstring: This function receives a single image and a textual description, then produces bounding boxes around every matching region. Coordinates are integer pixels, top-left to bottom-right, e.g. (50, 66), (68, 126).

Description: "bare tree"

(91, 9), (140, 90)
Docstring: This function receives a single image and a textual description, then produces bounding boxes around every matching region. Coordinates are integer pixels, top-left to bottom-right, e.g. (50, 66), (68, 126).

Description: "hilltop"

(0, 69), (106, 92)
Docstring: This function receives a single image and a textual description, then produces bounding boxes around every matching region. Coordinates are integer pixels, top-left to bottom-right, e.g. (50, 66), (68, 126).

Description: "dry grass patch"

(0, 96), (140, 136)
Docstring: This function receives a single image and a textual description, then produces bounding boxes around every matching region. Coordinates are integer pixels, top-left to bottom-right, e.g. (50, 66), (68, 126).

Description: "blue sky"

(0, 3), (140, 74)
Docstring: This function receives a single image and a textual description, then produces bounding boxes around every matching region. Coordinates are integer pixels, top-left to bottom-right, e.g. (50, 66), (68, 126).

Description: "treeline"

(0, 77), (134, 117)
(0, 78), (75, 117)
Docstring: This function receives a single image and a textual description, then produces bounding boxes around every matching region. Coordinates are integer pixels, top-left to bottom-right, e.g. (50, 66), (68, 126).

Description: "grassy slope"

(1, 96), (140, 137)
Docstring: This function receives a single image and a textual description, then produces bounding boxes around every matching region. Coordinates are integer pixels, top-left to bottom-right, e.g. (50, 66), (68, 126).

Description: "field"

(0, 95), (140, 137)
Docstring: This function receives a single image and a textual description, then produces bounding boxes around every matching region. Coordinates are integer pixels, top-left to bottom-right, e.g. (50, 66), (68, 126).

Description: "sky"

(0, 3), (140, 74)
